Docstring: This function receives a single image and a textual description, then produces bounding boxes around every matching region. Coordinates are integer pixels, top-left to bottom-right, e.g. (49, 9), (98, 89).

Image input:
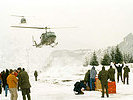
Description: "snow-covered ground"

(1, 64), (133, 100)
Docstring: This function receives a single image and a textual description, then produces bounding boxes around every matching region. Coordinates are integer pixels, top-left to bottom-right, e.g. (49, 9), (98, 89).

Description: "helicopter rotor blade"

(11, 15), (24, 17)
(11, 26), (51, 29)
(11, 26), (78, 30)
(50, 27), (78, 29)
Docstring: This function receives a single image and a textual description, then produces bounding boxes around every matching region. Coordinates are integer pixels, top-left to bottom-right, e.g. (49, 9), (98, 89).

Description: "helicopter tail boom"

(32, 36), (43, 48)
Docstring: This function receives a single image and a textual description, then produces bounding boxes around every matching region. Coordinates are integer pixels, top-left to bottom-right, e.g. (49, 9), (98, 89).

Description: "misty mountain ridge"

(118, 33), (133, 56)
(48, 33), (133, 67)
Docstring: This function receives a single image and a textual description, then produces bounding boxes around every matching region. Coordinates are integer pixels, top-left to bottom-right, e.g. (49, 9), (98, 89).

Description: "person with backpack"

(98, 66), (109, 98)
(73, 80), (86, 95)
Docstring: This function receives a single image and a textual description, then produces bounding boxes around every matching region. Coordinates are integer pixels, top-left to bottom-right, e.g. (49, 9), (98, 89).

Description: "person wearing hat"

(7, 69), (18, 100)
(123, 65), (130, 84)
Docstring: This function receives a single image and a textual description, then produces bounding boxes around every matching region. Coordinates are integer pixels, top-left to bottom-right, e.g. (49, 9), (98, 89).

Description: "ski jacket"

(7, 74), (18, 88)
(90, 66), (97, 79)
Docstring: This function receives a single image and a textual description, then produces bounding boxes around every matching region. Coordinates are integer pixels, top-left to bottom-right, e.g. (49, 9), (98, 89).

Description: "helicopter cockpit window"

(21, 18), (26, 23)
(46, 32), (55, 36)
(41, 33), (46, 39)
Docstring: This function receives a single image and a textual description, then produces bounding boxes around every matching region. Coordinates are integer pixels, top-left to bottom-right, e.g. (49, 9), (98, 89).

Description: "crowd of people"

(0, 63), (130, 99)
(0, 67), (38, 100)
(73, 63), (130, 98)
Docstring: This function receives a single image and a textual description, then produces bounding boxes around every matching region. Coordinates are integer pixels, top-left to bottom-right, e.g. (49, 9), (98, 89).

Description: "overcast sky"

(0, 0), (133, 50)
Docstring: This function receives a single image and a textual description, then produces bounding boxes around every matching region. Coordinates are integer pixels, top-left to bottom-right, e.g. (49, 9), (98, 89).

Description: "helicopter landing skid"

(33, 41), (43, 48)
(51, 42), (58, 48)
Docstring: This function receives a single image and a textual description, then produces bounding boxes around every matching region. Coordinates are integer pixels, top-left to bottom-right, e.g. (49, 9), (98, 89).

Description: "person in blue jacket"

(90, 66), (97, 91)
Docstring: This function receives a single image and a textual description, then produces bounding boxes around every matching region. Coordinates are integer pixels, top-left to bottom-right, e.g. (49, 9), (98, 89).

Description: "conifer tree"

(129, 56), (133, 63)
(110, 48), (115, 63)
(101, 53), (111, 66)
(123, 53), (130, 63)
(90, 52), (99, 66)
(114, 45), (123, 64)
(83, 56), (89, 66)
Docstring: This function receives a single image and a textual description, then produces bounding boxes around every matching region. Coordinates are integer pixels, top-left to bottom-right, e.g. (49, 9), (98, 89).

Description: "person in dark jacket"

(1, 70), (6, 90)
(108, 66), (115, 81)
(34, 70), (38, 81)
(114, 63), (124, 83)
(123, 66), (130, 84)
(84, 70), (90, 89)
(73, 80), (86, 95)
(0, 73), (2, 94)
(5, 69), (9, 97)
(90, 66), (97, 91)
(17, 67), (22, 91)
(98, 66), (109, 98)
(17, 68), (31, 100)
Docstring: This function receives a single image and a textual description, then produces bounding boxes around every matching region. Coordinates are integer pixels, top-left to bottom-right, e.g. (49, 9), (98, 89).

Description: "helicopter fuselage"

(21, 18), (26, 23)
(40, 32), (56, 45)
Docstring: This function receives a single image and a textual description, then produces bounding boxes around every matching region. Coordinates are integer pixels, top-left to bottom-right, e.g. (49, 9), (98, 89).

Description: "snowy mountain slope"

(38, 33), (133, 86)
(46, 49), (92, 67)
(38, 49), (92, 85)
(44, 33), (133, 70)
(93, 33), (133, 62)
(118, 33), (133, 56)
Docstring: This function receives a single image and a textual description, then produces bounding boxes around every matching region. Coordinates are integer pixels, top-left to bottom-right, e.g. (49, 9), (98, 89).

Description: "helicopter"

(11, 26), (58, 48)
(11, 15), (27, 24)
